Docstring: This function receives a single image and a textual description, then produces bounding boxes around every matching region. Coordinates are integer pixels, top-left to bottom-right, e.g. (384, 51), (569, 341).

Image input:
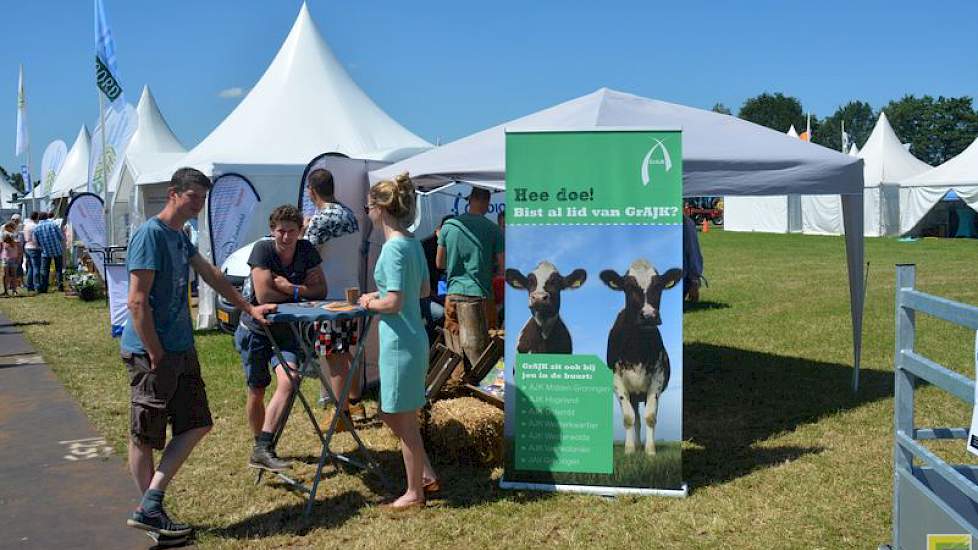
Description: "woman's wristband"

(292, 285), (300, 302)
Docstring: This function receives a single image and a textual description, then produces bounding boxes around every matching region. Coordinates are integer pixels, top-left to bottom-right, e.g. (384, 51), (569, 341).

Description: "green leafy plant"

(67, 271), (101, 301)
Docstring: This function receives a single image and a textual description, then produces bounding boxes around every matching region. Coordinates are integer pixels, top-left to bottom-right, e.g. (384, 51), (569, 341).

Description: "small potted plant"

(68, 271), (102, 301)
(62, 266), (79, 296)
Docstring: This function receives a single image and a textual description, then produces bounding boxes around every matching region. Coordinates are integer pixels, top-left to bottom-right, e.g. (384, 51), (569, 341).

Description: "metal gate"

(888, 264), (978, 549)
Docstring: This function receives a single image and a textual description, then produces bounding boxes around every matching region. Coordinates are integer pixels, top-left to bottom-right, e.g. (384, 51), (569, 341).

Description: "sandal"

(381, 498), (426, 514)
(422, 477), (441, 495)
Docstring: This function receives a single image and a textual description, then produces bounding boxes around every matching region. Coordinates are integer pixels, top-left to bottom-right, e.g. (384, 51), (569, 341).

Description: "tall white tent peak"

(130, 85), (186, 156)
(857, 110), (930, 185)
(849, 143), (860, 156)
(49, 125), (92, 198)
(173, 2), (430, 174)
(786, 125), (799, 138)
(902, 136), (978, 187)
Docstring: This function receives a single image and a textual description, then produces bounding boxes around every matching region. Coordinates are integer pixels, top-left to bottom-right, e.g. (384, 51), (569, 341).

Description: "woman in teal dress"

(358, 173), (438, 511)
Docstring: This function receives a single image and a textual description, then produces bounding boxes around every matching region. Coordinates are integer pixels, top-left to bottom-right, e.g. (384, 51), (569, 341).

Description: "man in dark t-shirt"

(234, 205), (324, 471)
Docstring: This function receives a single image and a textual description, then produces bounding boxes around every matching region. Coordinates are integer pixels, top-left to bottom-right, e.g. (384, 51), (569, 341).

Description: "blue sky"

(504, 224), (684, 442)
(3, 0), (977, 176)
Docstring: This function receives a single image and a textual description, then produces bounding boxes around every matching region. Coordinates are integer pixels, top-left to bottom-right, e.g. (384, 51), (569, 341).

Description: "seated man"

(234, 205), (325, 471)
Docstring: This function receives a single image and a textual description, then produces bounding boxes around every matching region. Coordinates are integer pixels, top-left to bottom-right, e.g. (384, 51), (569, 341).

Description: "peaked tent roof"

(49, 125), (91, 198)
(786, 125), (799, 138)
(857, 112), (930, 186)
(849, 143), (860, 157)
(901, 136), (978, 188)
(372, 88), (864, 197)
(164, 2), (429, 179)
(125, 85), (187, 181)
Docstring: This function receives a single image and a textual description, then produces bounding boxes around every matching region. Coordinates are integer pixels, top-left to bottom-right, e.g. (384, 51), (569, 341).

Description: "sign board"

(501, 129), (685, 496)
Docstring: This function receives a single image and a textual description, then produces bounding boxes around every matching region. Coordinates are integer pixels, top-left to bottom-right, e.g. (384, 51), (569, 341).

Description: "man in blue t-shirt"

(121, 168), (275, 540)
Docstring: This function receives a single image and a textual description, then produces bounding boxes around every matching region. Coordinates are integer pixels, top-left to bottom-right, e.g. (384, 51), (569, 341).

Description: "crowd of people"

(114, 166), (506, 542)
(0, 210), (69, 297)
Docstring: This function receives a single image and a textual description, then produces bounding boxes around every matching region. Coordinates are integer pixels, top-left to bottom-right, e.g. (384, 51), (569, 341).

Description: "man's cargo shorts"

(122, 348), (213, 450)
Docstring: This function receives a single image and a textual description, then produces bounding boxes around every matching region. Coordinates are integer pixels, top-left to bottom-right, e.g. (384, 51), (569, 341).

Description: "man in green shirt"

(436, 187), (504, 368)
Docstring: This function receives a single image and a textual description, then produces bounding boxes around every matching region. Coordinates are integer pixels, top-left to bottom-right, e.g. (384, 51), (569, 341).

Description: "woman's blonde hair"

(369, 173), (417, 227)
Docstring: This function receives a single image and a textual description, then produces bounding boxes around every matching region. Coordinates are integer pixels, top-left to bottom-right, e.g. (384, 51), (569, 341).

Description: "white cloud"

(217, 87), (246, 99)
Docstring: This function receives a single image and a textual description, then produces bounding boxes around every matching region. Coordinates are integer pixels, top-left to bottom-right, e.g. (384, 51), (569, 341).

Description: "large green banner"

(502, 130), (686, 495)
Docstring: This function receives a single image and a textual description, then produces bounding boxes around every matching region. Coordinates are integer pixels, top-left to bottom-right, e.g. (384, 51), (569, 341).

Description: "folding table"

(257, 300), (384, 518)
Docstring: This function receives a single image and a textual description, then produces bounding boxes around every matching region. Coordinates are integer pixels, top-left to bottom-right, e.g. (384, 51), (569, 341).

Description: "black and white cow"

(600, 260), (682, 455)
(505, 261), (587, 354)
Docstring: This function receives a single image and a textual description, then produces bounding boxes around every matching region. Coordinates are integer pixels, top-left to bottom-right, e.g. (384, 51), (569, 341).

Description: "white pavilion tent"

(0, 173), (19, 216)
(802, 112), (930, 237)
(138, 2), (431, 327)
(116, 85), (188, 245)
(899, 136), (978, 234)
(48, 125), (92, 201)
(371, 87), (868, 389)
(724, 125), (803, 234)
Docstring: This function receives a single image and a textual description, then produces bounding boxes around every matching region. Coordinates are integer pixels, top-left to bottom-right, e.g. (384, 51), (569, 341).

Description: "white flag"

(15, 65), (28, 156)
(88, 102), (137, 195)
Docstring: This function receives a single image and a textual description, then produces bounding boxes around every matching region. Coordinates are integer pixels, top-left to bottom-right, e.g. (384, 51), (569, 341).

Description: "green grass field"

(4, 229), (978, 548)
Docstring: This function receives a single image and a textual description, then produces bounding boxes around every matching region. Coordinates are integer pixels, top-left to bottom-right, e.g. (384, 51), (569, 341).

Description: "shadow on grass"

(683, 342), (892, 489)
(356, 448), (555, 510)
(207, 489), (369, 538)
(683, 300), (731, 313)
(210, 446), (553, 539)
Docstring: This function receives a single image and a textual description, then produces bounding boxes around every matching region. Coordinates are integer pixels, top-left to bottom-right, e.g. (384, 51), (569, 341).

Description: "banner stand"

(502, 128), (687, 497)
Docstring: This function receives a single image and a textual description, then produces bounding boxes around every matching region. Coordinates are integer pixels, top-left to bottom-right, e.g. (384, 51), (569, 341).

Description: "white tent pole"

(841, 192), (865, 393)
(417, 181), (459, 197)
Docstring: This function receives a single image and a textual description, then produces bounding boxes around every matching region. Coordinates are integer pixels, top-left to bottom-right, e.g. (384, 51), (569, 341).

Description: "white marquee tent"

(899, 136), (978, 234)
(724, 125), (803, 234)
(372, 87), (868, 389)
(49, 125), (91, 200)
(802, 112), (930, 237)
(117, 85), (188, 244)
(0, 173), (18, 213)
(138, 2), (431, 328)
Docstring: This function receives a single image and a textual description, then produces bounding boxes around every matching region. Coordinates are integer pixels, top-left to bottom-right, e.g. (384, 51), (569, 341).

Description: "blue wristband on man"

(293, 285), (300, 302)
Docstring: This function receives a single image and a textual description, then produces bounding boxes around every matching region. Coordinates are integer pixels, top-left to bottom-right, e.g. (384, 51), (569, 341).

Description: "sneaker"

(248, 445), (291, 472)
(349, 402), (368, 423)
(146, 531), (190, 547)
(127, 508), (193, 537)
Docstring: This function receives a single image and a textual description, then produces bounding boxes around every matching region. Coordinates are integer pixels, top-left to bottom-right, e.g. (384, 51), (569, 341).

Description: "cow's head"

(506, 261), (587, 319)
(600, 260), (682, 328)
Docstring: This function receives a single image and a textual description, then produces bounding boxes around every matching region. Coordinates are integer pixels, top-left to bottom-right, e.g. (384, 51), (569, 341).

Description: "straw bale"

(423, 397), (504, 466)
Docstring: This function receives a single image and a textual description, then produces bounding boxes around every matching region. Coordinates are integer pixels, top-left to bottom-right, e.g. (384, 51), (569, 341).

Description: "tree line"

(713, 93), (978, 166)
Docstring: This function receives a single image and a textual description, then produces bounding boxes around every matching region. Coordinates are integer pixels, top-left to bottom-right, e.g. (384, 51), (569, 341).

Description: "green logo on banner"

(927, 534), (972, 550)
(515, 354), (613, 473)
(95, 56), (122, 102)
(92, 145), (117, 194)
(506, 130), (682, 226)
